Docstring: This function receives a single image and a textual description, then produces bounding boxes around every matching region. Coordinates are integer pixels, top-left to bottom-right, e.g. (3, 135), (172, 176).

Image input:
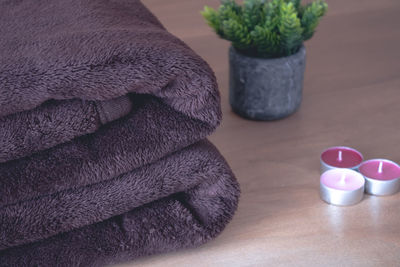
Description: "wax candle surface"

(321, 147), (363, 168)
(321, 168), (364, 190)
(359, 159), (400, 181)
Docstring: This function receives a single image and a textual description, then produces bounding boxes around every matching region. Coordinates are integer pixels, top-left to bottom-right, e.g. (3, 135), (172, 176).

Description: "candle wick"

(378, 161), (383, 174)
(337, 150), (343, 162)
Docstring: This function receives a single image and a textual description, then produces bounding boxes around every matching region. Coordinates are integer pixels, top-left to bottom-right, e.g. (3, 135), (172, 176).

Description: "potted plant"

(202, 0), (327, 120)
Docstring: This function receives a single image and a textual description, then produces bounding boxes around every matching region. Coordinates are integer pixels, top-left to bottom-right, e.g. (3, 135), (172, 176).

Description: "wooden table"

(118, 0), (400, 266)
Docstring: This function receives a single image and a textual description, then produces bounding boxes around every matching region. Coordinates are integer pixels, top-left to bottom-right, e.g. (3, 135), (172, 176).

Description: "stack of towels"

(0, 0), (240, 266)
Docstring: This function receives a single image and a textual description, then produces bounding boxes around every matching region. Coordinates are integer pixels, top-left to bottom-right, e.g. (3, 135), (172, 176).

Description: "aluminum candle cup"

(359, 159), (400, 196)
(320, 146), (363, 174)
(320, 168), (365, 206)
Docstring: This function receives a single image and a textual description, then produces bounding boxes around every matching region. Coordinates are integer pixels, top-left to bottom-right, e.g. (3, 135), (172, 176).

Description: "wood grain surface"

(117, 0), (400, 266)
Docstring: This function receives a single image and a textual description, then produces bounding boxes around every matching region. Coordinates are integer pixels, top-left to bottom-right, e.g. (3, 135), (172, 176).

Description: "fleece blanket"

(0, 0), (240, 266)
(0, 96), (132, 162)
(0, 140), (239, 266)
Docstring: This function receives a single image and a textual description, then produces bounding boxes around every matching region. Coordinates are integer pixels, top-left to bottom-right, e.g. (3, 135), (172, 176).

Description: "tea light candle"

(359, 159), (400, 196)
(320, 168), (365, 206)
(320, 146), (363, 173)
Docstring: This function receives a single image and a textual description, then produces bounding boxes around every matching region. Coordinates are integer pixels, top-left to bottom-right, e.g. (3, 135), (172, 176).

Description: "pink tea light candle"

(320, 168), (365, 206)
(320, 146), (363, 173)
(359, 159), (400, 196)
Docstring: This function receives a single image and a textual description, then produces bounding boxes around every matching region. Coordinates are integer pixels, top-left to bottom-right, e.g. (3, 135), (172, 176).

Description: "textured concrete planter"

(229, 45), (306, 120)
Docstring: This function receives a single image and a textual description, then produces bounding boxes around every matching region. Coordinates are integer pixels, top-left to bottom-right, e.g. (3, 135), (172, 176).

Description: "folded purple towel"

(0, 0), (220, 124)
(0, 96), (217, 207)
(0, 0), (239, 265)
(0, 140), (239, 266)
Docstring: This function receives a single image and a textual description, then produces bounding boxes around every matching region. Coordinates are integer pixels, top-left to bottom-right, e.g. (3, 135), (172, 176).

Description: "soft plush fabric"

(0, 0), (220, 124)
(0, 0), (220, 160)
(0, 140), (239, 266)
(0, 96), (217, 207)
(0, 96), (132, 163)
(0, 97), (231, 247)
(0, 0), (240, 265)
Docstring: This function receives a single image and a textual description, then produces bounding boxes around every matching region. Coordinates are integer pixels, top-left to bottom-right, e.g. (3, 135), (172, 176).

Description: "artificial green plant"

(202, 0), (327, 58)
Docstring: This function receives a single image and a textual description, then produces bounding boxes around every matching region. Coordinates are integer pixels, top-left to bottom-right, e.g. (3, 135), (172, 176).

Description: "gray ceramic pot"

(229, 45), (306, 120)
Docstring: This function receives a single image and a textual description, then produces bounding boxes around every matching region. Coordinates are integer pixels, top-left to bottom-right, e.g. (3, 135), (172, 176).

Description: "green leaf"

(222, 18), (252, 50)
(251, 25), (281, 57)
(219, 0), (242, 22)
(243, 0), (266, 31)
(301, 0), (328, 40)
(288, 0), (301, 11)
(278, 2), (303, 55)
(201, 6), (223, 36)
